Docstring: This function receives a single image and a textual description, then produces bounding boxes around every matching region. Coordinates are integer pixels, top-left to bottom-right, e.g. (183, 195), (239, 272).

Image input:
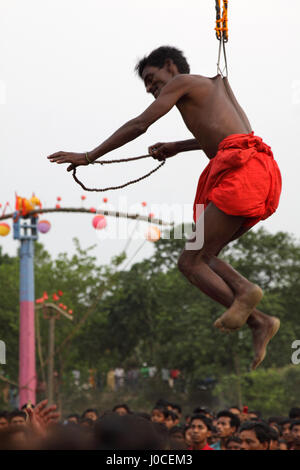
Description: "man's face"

(142, 65), (173, 99)
(114, 407), (128, 417)
(165, 416), (175, 430)
(269, 439), (278, 450)
(190, 419), (208, 445)
(172, 432), (185, 443)
(291, 424), (300, 446)
(216, 416), (235, 438)
(10, 416), (26, 427)
(282, 423), (293, 443)
(0, 417), (9, 429)
(151, 409), (164, 423)
(185, 427), (193, 446)
(226, 440), (241, 450)
(67, 416), (78, 425)
(239, 430), (268, 450)
(84, 411), (97, 421)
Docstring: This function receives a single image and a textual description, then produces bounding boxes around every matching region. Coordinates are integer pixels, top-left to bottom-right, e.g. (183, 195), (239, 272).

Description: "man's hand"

(148, 142), (179, 161)
(47, 151), (89, 172)
(26, 399), (60, 437)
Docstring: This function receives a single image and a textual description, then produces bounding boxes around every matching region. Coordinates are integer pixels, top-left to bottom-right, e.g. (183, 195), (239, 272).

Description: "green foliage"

(0, 226), (300, 415)
(214, 366), (300, 416)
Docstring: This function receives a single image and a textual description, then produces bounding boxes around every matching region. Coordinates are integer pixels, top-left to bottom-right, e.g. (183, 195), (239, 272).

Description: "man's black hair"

(290, 420), (300, 430)
(225, 435), (242, 447)
(279, 418), (291, 427)
(268, 426), (280, 441)
(169, 425), (185, 436)
(268, 416), (284, 425)
(190, 414), (213, 431)
(112, 404), (131, 414)
(66, 413), (80, 421)
(248, 410), (262, 420)
(289, 408), (300, 419)
(164, 409), (178, 421)
(9, 410), (27, 421)
(239, 421), (271, 444)
(135, 46), (190, 78)
(172, 403), (182, 414)
(229, 405), (240, 412)
(217, 410), (240, 430)
(82, 408), (98, 418)
(0, 411), (9, 419)
(193, 406), (214, 417)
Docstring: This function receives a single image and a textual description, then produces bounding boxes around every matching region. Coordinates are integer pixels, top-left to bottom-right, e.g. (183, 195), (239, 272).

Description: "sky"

(0, 0), (299, 267)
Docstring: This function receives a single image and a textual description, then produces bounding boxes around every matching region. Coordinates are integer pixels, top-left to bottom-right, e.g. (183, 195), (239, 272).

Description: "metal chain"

(72, 154), (166, 192)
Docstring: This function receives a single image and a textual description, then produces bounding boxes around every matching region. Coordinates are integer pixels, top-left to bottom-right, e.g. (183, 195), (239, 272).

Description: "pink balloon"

(92, 215), (107, 230)
(37, 220), (51, 234)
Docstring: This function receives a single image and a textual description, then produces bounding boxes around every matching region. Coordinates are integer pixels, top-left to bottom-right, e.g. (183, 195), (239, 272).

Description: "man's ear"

(164, 58), (176, 73)
(262, 441), (269, 450)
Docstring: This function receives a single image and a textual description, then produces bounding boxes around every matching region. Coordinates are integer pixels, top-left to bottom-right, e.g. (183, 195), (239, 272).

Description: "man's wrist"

(88, 148), (103, 163)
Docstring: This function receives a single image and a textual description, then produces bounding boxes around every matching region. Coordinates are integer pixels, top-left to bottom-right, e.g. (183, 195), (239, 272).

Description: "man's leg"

(208, 228), (280, 370)
(178, 203), (279, 368)
(178, 202), (263, 330)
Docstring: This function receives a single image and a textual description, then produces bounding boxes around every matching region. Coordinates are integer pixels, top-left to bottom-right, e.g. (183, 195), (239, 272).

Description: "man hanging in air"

(48, 45), (281, 369)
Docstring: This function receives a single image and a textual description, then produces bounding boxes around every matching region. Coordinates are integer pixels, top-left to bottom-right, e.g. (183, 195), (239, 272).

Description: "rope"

(72, 154), (166, 192)
(215, 0), (229, 77)
(215, 0), (228, 42)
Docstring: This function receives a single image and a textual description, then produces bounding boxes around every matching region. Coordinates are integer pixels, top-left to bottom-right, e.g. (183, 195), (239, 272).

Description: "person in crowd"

(184, 425), (194, 448)
(278, 439), (288, 450)
(247, 410), (262, 421)
(112, 404), (131, 416)
(188, 414), (215, 450)
(80, 417), (94, 428)
(212, 410), (241, 450)
(164, 410), (179, 429)
(289, 420), (300, 450)
(9, 410), (27, 426)
(239, 421), (271, 450)
(228, 406), (241, 418)
(268, 426), (280, 450)
(193, 406), (214, 420)
(169, 425), (185, 444)
(151, 405), (166, 424)
(65, 413), (80, 425)
(0, 411), (9, 429)
(280, 418), (293, 449)
(81, 408), (99, 422)
(225, 435), (242, 450)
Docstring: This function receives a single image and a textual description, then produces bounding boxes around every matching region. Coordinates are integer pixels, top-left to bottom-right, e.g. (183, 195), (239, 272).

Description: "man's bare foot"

(251, 316), (280, 370)
(214, 284), (263, 331)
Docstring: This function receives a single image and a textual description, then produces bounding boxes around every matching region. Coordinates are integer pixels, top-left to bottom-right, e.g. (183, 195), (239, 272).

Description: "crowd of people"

(0, 398), (299, 450)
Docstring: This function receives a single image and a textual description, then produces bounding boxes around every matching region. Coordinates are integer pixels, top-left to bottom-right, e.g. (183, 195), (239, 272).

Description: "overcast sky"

(0, 0), (299, 267)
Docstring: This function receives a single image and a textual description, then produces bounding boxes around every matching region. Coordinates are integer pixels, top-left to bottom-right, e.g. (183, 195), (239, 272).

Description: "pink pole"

(19, 239), (36, 407)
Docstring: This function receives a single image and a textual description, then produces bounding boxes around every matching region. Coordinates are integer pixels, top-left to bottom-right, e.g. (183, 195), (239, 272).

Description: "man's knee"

(178, 249), (214, 276)
(178, 252), (193, 277)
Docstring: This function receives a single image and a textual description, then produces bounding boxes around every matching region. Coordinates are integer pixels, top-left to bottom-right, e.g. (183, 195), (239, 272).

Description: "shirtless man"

(48, 46), (281, 369)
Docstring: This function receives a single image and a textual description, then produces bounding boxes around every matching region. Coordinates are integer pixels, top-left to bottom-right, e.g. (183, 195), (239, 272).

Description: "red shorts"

(193, 132), (282, 228)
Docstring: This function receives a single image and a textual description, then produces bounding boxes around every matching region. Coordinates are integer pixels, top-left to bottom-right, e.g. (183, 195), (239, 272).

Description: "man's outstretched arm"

(47, 75), (191, 171)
